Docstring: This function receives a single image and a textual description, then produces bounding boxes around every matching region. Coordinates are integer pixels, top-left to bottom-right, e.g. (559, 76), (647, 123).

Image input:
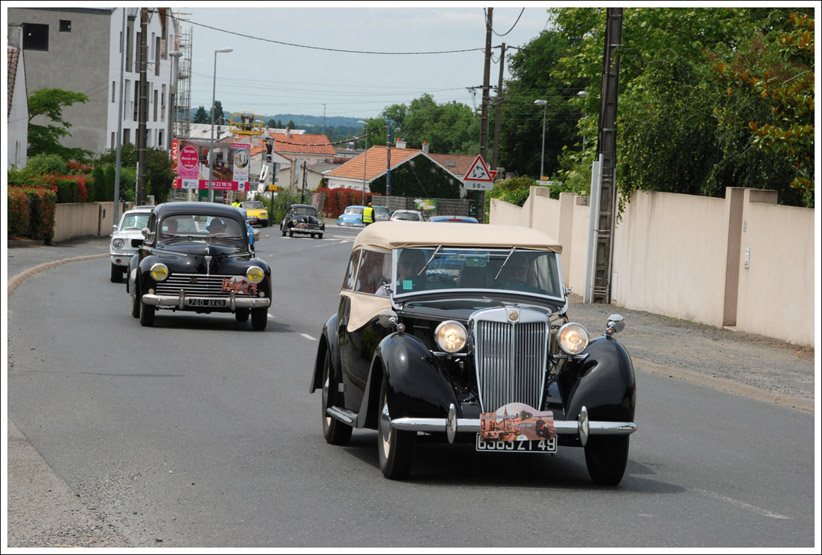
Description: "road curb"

(8, 253), (109, 295)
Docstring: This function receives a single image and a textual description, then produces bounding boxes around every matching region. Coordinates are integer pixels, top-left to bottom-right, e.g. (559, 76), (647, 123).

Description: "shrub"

(17, 187), (57, 242)
(24, 153), (68, 176)
(54, 177), (78, 203)
(7, 187), (29, 237)
(316, 187), (372, 218)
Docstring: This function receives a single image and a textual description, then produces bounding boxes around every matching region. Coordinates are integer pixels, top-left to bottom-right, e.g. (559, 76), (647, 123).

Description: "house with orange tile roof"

(265, 128), (338, 191)
(325, 140), (481, 198)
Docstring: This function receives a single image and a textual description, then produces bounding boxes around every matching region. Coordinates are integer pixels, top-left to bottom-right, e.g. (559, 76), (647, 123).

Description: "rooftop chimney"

(396, 137), (406, 149)
(421, 140), (429, 154)
(286, 126), (291, 138)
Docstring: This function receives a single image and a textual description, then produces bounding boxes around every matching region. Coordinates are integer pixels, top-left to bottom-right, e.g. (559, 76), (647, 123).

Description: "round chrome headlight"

(246, 266), (264, 283)
(150, 263), (169, 281)
(435, 320), (468, 353)
(558, 322), (590, 355)
(112, 238), (125, 249)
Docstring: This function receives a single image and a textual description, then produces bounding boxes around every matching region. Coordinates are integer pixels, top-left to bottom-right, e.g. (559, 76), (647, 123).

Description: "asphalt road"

(5, 226), (818, 549)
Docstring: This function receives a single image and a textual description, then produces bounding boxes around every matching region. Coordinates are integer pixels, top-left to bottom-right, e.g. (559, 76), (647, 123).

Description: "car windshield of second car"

(121, 213), (149, 229)
(159, 215), (245, 242)
(293, 206), (316, 216)
(392, 247), (563, 298)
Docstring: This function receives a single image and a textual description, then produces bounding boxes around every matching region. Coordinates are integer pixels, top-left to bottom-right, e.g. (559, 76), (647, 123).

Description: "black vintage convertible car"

(309, 221), (636, 483)
(280, 203), (325, 238)
(127, 202), (272, 330)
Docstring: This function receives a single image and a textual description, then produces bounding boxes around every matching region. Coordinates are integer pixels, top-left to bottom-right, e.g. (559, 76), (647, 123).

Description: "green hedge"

(7, 187), (29, 237)
(7, 186), (57, 242)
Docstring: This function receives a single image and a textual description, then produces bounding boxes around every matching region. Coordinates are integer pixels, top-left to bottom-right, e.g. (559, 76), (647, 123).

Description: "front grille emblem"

(189, 277), (198, 284)
(508, 309), (519, 322)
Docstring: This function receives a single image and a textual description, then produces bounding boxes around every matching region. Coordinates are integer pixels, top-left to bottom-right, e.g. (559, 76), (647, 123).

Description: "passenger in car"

(395, 249), (427, 292)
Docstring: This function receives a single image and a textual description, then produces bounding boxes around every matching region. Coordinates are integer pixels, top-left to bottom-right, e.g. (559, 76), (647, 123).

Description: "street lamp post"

(358, 120), (368, 205)
(208, 48), (233, 202)
(533, 99), (547, 180)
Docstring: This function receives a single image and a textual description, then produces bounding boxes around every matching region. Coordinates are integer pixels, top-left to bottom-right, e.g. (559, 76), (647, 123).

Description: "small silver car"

(109, 205), (153, 282)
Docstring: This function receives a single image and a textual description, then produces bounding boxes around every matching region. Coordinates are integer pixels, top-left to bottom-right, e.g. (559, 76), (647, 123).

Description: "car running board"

(327, 406), (357, 425)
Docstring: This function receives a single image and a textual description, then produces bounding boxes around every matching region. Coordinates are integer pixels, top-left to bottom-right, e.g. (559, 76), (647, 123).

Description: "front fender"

(564, 337), (636, 423)
(358, 332), (458, 429)
(127, 254), (140, 295)
(309, 313), (340, 393)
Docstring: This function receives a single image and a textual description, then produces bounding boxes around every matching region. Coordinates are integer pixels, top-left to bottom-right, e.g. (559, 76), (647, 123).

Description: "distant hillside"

(265, 114), (364, 129)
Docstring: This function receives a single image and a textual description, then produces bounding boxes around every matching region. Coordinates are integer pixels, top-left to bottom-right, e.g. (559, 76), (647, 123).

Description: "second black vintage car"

(309, 221), (636, 483)
(280, 203), (325, 238)
(127, 202), (272, 330)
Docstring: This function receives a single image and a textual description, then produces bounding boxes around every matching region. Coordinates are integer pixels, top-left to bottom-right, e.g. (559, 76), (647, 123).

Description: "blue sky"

(181, 3), (553, 120)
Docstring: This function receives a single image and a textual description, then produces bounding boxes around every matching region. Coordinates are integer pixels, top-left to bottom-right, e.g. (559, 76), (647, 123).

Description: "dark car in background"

(280, 203), (325, 239)
(310, 221), (636, 483)
(127, 202), (272, 330)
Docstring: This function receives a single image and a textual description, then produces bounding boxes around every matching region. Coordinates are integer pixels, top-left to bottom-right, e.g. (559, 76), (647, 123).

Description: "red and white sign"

(463, 155), (498, 191)
(171, 140), (179, 176)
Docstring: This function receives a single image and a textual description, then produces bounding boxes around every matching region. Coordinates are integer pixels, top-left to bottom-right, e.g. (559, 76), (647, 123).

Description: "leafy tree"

(94, 143), (174, 203)
(193, 105), (209, 123)
(27, 88), (93, 161)
(714, 12), (814, 207)
(23, 153), (68, 176)
(211, 100), (224, 124)
(376, 94), (478, 154)
(266, 118), (276, 127)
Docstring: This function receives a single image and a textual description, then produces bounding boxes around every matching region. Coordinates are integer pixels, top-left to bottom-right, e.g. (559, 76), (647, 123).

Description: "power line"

(170, 14), (485, 55)
(489, 8), (525, 37)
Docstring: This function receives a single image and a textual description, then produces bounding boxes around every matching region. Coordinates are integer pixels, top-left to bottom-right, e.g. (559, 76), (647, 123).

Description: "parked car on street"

(389, 209), (425, 222)
(127, 202), (271, 330)
(428, 215), (479, 223)
(109, 205), (154, 283)
(373, 205), (391, 221)
(336, 205), (365, 227)
(280, 203), (325, 238)
(309, 221), (636, 483)
(240, 200), (269, 227)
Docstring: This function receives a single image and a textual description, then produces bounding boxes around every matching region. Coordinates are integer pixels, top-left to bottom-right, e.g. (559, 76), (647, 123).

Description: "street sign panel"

(463, 155), (496, 182)
(464, 180), (494, 191)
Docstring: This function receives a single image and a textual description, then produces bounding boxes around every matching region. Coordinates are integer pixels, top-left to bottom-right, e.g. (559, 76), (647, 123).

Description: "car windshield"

(393, 212), (420, 221)
(292, 206), (317, 216)
(344, 206), (363, 215)
(392, 247), (563, 299)
(241, 201), (264, 210)
(120, 213), (149, 230)
(158, 214), (246, 244)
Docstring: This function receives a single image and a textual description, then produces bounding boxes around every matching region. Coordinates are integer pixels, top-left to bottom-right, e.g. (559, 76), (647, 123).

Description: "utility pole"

(589, 8), (623, 304)
(478, 7), (493, 224)
(492, 42), (505, 170)
(113, 8), (126, 223)
(386, 122), (392, 196)
(136, 8), (148, 206)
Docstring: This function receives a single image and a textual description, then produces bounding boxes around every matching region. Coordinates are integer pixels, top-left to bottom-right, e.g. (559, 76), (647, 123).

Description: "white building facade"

(7, 7), (179, 156)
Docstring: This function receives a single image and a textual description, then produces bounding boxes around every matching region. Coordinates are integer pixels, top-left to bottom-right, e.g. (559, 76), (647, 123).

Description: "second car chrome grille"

(155, 274), (235, 297)
(471, 308), (549, 412)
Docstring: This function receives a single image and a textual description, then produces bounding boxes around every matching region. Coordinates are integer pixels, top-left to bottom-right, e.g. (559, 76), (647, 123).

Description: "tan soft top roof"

(353, 221), (562, 253)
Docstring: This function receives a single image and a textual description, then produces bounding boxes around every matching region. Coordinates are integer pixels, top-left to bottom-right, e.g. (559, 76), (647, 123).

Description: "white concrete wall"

(489, 186), (815, 347)
(734, 190), (815, 345)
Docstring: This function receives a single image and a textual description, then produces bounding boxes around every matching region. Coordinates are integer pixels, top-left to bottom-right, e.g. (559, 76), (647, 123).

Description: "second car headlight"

(112, 238), (125, 249)
(558, 322), (590, 355)
(150, 263), (169, 281)
(246, 266), (264, 283)
(435, 321), (467, 353)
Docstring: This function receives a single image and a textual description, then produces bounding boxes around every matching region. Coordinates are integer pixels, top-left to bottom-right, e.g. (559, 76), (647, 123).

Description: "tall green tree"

(193, 105), (209, 123)
(378, 94), (478, 154)
(95, 143), (174, 203)
(27, 88), (93, 161)
(211, 100), (225, 124)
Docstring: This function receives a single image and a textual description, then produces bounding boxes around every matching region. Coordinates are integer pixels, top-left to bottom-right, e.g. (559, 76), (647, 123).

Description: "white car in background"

(109, 205), (153, 282)
(389, 209), (425, 222)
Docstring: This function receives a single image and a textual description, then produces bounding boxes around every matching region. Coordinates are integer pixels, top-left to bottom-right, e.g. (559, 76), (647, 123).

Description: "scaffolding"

(173, 26), (192, 139)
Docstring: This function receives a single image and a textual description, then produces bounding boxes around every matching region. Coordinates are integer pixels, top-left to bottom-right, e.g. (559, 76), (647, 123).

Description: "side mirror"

(112, 224), (118, 233)
(377, 310), (398, 329)
(141, 227), (150, 238)
(606, 314), (625, 335)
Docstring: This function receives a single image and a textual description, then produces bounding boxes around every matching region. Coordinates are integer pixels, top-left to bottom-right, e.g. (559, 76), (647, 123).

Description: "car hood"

(291, 214), (321, 224)
(246, 208), (267, 217)
(153, 241), (246, 258)
(112, 229), (145, 239)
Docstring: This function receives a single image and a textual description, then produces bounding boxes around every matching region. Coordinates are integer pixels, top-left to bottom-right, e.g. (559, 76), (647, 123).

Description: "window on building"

(153, 89), (158, 122)
(124, 79), (131, 121)
(112, 81), (116, 103)
(111, 132), (116, 150)
(123, 128), (131, 145)
(59, 20), (71, 32)
(133, 81), (139, 120)
(158, 130), (164, 149)
(126, 22), (133, 71)
(22, 23), (48, 51)
(154, 35), (160, 76)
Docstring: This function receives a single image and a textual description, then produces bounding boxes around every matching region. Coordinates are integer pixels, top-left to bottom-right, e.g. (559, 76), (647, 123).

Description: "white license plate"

(186, 298), (227, 308)
(475, 434), (557, 453)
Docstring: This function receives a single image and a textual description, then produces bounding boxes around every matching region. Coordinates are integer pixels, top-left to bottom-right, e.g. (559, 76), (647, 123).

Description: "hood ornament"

(204, 255), (212, 275)
(507, 308), (520, 322)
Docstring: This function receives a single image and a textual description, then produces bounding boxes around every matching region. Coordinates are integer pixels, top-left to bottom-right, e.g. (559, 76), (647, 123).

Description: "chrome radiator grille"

(155, 274), (234, 297)
(471, 308), (549, 412)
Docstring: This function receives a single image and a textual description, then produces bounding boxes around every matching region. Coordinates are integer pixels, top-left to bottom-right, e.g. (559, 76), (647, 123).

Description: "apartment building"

(7, 7), (179, 156)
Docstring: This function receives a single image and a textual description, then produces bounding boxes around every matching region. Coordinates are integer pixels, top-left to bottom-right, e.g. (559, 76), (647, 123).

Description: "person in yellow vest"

(231, 198), (242, 208)
(362, 202), (374, 226)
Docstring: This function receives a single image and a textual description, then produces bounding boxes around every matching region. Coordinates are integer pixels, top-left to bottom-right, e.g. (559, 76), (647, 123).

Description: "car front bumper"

(385, 405), (636, 446)
(110, 252), (136, 267)
(142, 292), (271, 311)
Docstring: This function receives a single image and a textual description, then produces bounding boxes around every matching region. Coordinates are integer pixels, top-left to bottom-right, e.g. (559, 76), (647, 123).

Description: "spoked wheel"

(321, 350), (352, 445)
(250, 307), (267, 330)
(584, 435), (630, 486)
(235, 308), (250, 322)
(377, 379), (415, 480)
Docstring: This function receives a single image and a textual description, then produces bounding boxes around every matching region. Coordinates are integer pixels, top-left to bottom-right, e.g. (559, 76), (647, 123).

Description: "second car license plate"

(475, 434), (557, 453)
(186, 298), (226, 308)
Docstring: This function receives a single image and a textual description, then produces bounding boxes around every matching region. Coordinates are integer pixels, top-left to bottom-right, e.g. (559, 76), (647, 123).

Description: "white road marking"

(691, 488), (792, 520)
(300, 333), (317, 341)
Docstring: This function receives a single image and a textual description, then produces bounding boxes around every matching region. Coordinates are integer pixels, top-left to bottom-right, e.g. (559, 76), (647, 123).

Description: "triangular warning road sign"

(463, 155), (496, 182)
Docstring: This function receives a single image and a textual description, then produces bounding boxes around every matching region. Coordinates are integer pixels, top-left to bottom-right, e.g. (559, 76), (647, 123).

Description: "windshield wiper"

(418, 245), (442, 277)
(493, 247), (517, 281)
